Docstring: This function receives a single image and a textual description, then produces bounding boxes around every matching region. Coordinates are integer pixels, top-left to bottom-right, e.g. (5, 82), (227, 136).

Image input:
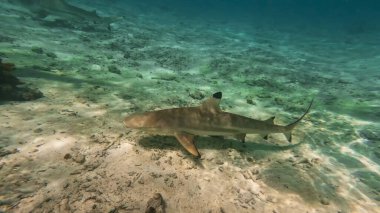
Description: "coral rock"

(145, 193), (165, 213)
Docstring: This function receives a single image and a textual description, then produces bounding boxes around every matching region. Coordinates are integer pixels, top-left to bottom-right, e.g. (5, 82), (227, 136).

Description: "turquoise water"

(0, 0), (379, 212)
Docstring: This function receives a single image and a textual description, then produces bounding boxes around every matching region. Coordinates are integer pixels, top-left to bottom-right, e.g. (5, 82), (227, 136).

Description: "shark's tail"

(284, 99), (314, 142)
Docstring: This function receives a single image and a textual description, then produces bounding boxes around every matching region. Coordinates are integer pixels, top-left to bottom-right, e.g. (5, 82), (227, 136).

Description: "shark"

(124, 92), (313, 157)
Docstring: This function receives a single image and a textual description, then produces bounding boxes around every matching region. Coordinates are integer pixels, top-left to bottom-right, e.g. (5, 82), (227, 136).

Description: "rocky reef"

(0, 59), (43, 101)
(12, 0), (100, 20)
(12, 0), (110, 32)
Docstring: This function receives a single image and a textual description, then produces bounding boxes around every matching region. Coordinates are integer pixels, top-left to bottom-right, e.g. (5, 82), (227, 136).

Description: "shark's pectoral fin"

(284, 132), (292, 143)
(174, 132), (200, 157)
(234, 133), (246, 143)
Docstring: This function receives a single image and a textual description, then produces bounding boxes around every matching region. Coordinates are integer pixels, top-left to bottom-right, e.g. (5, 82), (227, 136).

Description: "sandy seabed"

(0, 1), (379, 212)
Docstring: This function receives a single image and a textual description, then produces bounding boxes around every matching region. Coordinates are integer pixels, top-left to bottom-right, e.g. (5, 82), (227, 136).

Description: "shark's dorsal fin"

(174, 132), (200, 157)
(264, 116), (275, 124)
(200, 92), (222, 113)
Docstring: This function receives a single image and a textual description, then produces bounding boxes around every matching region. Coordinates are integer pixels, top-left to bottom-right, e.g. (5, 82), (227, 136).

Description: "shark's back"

(141, 106), (278, 135)
(140, 107), (226, 132)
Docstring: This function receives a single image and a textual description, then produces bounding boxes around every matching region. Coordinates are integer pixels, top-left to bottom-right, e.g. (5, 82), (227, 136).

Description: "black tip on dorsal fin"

(213, 92), (222, 99)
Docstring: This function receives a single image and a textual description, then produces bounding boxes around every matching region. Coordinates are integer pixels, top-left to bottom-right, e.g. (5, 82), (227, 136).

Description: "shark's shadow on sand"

(139, 135), (303, 158)
(139, 135), (352, 210)
(139, 135), (303, 169)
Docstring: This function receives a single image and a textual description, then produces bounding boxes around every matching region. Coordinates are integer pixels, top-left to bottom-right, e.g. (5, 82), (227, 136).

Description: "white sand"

(0, 1), (379, 213)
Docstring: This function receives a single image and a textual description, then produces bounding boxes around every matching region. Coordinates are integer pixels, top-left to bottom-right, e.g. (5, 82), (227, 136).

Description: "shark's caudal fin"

(285, 99), (314, 142)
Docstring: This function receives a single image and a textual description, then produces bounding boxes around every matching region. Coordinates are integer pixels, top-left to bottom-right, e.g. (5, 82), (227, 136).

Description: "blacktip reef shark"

(124, 92), (313, 157)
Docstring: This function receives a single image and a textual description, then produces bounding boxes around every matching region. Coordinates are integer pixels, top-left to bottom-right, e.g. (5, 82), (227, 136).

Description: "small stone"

(108, 65), (121, 74)
(80, 36), (91, 42)
(266, 195), (277, 203)
(108, 22), (120, 31)
(215, 160), (224, 165)
(90, 64), (102, 71)
(311, 158), (321, 164)
(34, 128), (43, 133)
(46, 52), (57, 58)
(136, 73), (143, 79)
(251, 169), (259, 175)
(63, 182), (70, 188)
(85, 161), (100, 171)
(299, 158), (310, 164)
(374, 151), (380, 159)
(150, 172), (162, 178)
(240, 204), (248, 209)
(0, 148), (18, 157)
(242, 171), (251, 179)
(138, 178), (144, 184)
(73, 154), (86, 164)
(151, 153), (161, 161)
(255, 174), (262, 180)
(123, 52), (131, 59)
(287, 157), (296, 163)
(70, 170), (82, 175)
(32, 47), (44, 54)
(246, 157), (254, 162)
(0, 34), (14, 42)
(274, 97), (284, 105)
(145, 193), (164, 213)
(359, 129), (379, 140)
(246, 99), (256, 105)
(64, 153), (72, 160)
(257, 93), (271, 98)
(189, 91), (205, 100)
(0, 197), (17, 206)
(168, 173), (177, 179)
(320, 197), (330, 205)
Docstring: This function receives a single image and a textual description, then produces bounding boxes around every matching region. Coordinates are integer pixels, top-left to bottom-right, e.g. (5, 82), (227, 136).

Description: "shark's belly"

(141, 126), (240, 136)
(179, 127), (240, 136)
